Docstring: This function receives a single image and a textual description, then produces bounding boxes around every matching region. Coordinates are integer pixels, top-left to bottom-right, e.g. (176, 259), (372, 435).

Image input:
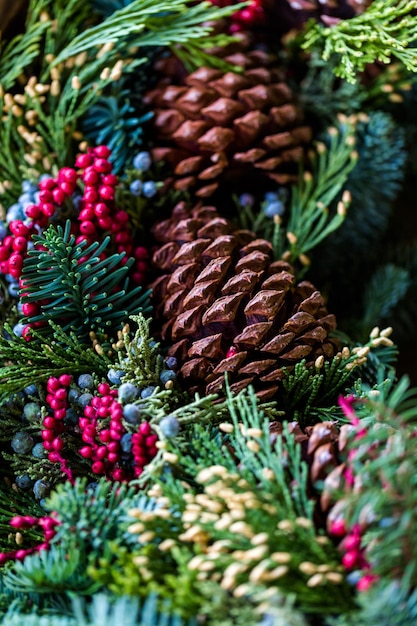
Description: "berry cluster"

(43, 375), (75, 481)
(78, 381), (158, 480)
(0, 513), (59, 565)
(329, 519), (378, 592)
(0, 146), (149, 296)
(129, 151), (158, 199)
(208, 0), (265, 32)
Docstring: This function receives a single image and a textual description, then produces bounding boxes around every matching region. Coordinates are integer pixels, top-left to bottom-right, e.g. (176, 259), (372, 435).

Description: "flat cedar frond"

(0, 321), (110, 401)
(20, 221), (151, 339)
(303, 0), (417, 83)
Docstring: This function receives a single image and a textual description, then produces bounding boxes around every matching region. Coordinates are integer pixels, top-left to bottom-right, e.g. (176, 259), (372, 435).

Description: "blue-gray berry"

(159, 370), (176, 386)
(120, 433), (133, 453)
(33, 479), (50, 500)
(123, 403), (141, 425)
(11, 431), (34, 454)
(142, 181), (157, 198)
(64, 408), (79, 425)
(68, 388), (80, 403)
(77, 393), (94, 408)
(78, 374), (94, 389)
(15, 474), (33, 490)
(133, 151), (152, 171)
(129, 179), (143, 196)
(264, 200), (285, 218)
(24, 384), (38, 396)
(141, 386), (155, 399)
(159, 415), (180, 438)
(118, 382), (139, 404)
(107, 368), (125, 385)
(165, 356), (178, 371)
(8, 282), (20, 298)
(23, 402), (41, 421)
(32, 443), (48, 459)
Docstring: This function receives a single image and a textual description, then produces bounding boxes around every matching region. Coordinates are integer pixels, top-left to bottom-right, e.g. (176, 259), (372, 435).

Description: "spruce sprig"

(303, 0), (417, 83)
(20, 221), (151, 339)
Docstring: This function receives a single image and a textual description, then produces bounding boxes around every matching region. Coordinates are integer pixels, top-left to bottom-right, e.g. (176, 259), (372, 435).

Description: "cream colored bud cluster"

(369, 326), (394, 348)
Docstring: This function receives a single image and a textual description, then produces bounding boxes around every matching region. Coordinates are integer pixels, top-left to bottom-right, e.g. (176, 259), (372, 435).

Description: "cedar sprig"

(0, 321), (110, 402)
(20, 221), (151, 340)
(303, 0), (417, 83)
(125, 387), (354, 615)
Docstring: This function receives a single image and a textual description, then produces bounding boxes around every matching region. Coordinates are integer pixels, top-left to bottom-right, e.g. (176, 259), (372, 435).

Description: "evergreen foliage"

(53, 0), (247, 71)
(82, 87), (153, 174)
(0, 0), (416, 624)
(303, 0), (417, 83)
(20, 221), (151, 339)
(0, 321), (110, 401)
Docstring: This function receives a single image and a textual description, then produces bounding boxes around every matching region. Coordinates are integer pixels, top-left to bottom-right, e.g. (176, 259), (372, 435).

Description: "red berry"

(79, 207), (95, 221)
(99, 429), (111, 442)
(93, 158), (112, 174)
(41, 429), (54, 441)
(83, 188), (99, 203)
(139, 422), (152, 436)
(9, 221), (29, 237)
(98, 185), (114, 201)
(330, 518), (347, 537)
(83, 167), (100, 185)
(25, 204), (41, 219)
(59, 181), (76, 195)
(112, 468), (124, 481)
(41, 202), (55, 217)
(59, 167), (78, 184)
(47, 377), (60, 392)
(48, 451), (61, 463)
(8, 253), (23, 269)
(80, 220), (96, 236)
(54, 409), (66, 420)
(342, 550), (360, 569)
(58, 374), (72, 386)
(98, 383), (110, 395)
(52, 188), (66, 205)
(91, 461), (106, 474)
(96, 446), (108, 459)
(43, 416), (56, 429)
(102, 174), (117, 186)
(93, 202), (109, 217)
(39, 178), (56, 191)
(94, 146), (111, 159)
(22, 302), (39, 317)
(75, 153), (93, 168)
(79, 446), (93, 458)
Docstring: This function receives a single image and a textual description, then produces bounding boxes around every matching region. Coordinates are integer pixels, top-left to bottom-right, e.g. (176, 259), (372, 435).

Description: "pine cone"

(143, 39), (312, 201)
(150, 202), (339, 400)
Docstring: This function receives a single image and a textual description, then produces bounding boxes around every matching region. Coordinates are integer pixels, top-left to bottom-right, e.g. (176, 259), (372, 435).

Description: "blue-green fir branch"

(303, 0), (417, 83)
(20, 221), (151, 339)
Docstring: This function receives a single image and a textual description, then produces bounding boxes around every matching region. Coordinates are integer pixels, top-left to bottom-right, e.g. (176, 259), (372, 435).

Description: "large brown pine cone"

(143, 39), (312, 201)
(150, 202), (339, 400)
